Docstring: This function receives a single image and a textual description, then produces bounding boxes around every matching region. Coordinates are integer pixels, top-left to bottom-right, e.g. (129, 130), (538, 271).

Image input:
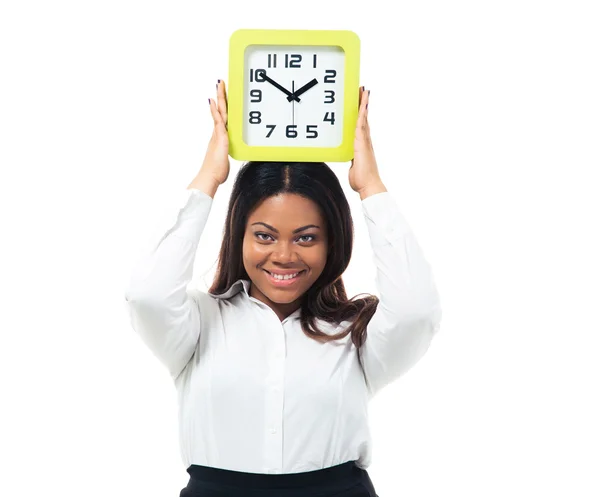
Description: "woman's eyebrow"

(251, 222), (321, 234)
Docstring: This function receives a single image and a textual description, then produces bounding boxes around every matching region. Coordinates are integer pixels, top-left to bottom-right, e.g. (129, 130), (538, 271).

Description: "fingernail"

(208, 98), (211, 104)
(361, 86), (365, 91)
(217, 79), (221, 83)
(368, 90), (371, 96)
(366, 104), (369, 109)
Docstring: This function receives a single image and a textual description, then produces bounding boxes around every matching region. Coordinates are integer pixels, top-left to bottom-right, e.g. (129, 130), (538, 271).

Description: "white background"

(1, 1), (598, 496)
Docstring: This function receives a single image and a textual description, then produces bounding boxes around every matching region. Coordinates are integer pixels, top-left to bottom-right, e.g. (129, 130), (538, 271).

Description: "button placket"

(264, 331), (286, 471)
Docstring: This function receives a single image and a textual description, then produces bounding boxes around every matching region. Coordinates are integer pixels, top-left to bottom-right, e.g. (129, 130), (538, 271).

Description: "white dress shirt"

(124, 187), (442, 474)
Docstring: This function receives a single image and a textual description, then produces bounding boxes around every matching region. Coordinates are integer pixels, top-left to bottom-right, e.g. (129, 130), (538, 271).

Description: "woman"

(125, 80), (442, 497)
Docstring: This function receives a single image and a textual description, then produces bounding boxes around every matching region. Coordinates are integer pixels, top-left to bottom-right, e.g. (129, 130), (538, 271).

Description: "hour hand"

(287, 78), (318, 101)
(258, 70), (301, 102)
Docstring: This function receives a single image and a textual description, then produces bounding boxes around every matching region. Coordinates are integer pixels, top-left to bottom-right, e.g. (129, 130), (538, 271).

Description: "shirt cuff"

(361, 191), (412, 246)
(181, 188), (212, 208)
(148, 188), (213, 247)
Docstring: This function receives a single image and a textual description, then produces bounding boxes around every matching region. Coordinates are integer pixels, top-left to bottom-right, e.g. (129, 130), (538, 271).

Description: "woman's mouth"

(263, 269), (306, 287)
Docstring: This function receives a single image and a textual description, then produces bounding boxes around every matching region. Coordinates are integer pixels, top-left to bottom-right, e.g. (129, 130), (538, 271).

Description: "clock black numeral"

(306, 125), (318, 138)
(324, 90), (335, 103)
(266, 125), (276, 137)
(323, 112), (335, 125)
(324, 70), (336, 83)
(285, 54), (302, 68)
(250, 89), (262, 102)
(249, 111), (262, 124)
(286, 124), (298, 138)
(250, 69), (266, 82)
(268, 54), (277, 68)
(313, 54), (317, 68)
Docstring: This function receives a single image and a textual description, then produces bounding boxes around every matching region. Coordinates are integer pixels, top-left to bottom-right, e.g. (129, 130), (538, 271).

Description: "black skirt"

(179, 460), (379, 497)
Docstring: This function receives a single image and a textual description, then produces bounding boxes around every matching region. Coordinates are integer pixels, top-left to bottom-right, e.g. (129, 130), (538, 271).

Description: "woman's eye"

(255, 233), (315, 243)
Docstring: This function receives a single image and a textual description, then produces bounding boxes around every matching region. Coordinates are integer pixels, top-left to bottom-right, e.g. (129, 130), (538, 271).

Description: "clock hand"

(259, 70), (301, 102)
(287, 78), (318, 102)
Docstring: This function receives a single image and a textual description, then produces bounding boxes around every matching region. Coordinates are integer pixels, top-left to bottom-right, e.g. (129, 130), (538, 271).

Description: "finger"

(357, 87), (368, 133)
(208, 98), (224, 128)
(364, 101), (372, 144)
(364, 89), (370, 126)
(217, 79), (228, 126)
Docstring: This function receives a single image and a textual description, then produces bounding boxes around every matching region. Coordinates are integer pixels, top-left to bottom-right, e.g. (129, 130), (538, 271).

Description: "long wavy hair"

(208, 161), (379, 349)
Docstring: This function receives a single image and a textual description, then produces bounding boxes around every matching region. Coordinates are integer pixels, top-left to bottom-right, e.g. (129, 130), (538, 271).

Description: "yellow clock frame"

(228, 29), (360, 163)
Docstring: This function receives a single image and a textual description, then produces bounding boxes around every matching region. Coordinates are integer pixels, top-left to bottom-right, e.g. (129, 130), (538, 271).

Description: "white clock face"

(243, 45), (345, 148)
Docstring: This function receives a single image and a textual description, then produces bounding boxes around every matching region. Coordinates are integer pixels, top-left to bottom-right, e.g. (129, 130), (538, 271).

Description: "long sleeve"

(124, 188), (213, 379)
(358, 191), (443, 397)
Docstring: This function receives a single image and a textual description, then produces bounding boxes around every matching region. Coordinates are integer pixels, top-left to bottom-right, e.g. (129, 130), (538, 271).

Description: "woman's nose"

(271, 242), (296, 262)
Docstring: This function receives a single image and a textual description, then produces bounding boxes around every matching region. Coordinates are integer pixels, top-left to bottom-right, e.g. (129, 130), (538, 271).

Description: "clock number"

(323, 112), (335, 125)
(286, 125), (298, 138)
(249, 111), (262, 124)
(324, 90), (335, 103)
(313, 54), (317, 68)
(250, 69), (266, 82)
(324, 70), (336, 83)
(250, 89), (262, 103)
(266, 125), (276, 138)
(285, 54), (302, 68)
(255, 69), (266, 82)
(306, 125), (318, 138)
(268, 54), (277, 68)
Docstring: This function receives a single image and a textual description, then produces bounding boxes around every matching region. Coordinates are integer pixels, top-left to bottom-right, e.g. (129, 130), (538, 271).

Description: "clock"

(227, 29), (360, 162)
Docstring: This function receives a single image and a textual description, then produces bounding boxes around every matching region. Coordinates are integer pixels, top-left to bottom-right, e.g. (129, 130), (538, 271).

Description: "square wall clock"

(228, 29), (360, 162)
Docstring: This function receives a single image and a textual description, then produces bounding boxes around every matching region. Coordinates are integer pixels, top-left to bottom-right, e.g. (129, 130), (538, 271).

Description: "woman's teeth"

(270, 271), (300, 280)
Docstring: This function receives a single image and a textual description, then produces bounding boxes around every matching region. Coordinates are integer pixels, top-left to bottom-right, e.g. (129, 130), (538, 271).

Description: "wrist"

(187, 170), (220, 199)
(358, 180), (387, 200)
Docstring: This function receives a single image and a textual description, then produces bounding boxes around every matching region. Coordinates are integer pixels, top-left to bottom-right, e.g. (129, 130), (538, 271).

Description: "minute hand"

(260, 72), (301, 102)
(287, 78), (318, 101)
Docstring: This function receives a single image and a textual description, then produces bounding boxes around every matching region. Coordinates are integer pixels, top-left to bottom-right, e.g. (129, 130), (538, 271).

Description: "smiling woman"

(125, 78), (441, 497)
(210, 160), (378, 346)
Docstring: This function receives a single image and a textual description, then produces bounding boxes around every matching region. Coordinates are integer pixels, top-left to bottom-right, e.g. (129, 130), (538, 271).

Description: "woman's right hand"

(200, 80), (230, 186)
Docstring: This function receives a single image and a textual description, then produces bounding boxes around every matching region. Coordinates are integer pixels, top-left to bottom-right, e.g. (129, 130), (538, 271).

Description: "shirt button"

(270, 428), (277, 434)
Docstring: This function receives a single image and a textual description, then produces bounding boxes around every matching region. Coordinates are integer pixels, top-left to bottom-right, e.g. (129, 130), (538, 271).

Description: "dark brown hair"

(208, 161), (379, 348)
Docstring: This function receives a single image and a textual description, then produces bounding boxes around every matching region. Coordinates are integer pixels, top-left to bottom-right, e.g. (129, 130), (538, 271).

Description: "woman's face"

(242, 193), (328, 320)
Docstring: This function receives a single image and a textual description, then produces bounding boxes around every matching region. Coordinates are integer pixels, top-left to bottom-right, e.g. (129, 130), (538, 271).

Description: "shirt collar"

(208, 278), (251, 300)
(209, 278), (302, 321)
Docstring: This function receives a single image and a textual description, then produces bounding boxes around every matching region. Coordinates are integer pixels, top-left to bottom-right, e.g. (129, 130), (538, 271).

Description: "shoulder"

(311, 316), (354, 342)
(187, 288), (222, 323)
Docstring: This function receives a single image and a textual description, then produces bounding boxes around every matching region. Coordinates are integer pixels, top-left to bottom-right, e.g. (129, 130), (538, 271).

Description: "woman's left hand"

(349, 87), (386, 198)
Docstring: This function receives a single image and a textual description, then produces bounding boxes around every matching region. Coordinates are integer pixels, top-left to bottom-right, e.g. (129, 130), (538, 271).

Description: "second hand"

(292, 80), (295, 127)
